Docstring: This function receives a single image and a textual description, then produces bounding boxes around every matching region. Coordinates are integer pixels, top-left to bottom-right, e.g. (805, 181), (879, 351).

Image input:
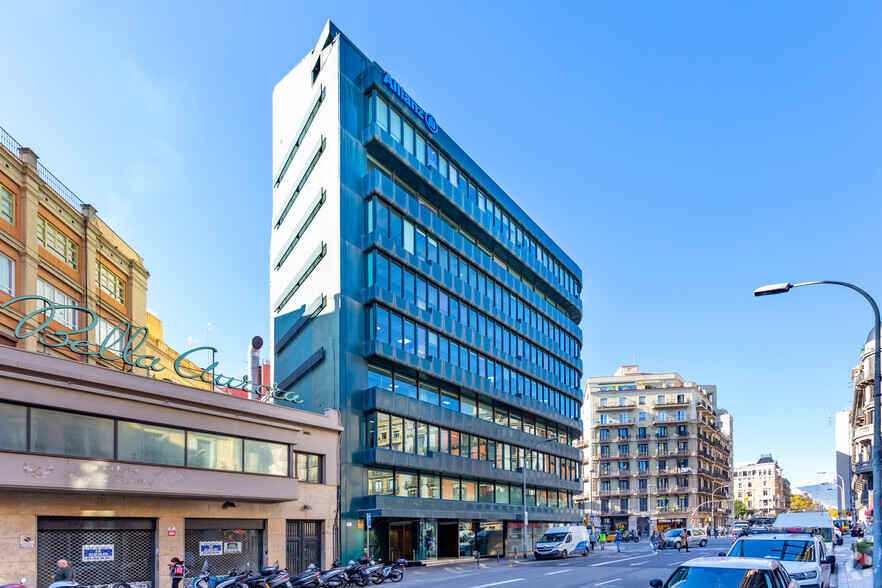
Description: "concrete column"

(0, 514), (37, 587)
(156, 516), (185, 588)
(266, 518), (286, 569)
(81, 204), (100, 361)
(15, 148), (42, 353)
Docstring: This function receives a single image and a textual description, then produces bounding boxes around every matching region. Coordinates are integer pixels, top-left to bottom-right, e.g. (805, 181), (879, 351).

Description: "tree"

(789, 495), (821, 512)
(828, 508), (840, 519)
(735, 500), (747, 518)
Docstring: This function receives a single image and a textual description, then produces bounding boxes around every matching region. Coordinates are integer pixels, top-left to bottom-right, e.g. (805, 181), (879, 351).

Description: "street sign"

(168, 527), (176, 537)
(366, 513), (372, 529)
(20, 535), (34, 549)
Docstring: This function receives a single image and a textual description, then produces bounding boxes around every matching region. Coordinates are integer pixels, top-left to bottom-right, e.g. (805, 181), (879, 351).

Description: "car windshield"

(539, 533), (568, 543)
(665, 529), (683, 537)
(730, 539), (815, 562)
(666, 566), (767, 588)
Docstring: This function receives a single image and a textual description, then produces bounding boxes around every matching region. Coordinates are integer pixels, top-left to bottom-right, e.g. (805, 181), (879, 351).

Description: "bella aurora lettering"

(1, 295), (301, 403)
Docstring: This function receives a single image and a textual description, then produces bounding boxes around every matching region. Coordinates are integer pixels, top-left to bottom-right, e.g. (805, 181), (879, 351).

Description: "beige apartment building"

(733, 455), (791, 518)
(579, 366), (733, 534)
(849, 326), (877, 522)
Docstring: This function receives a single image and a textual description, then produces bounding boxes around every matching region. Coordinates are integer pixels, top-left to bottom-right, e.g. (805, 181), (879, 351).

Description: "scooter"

(289, 566), (320, 588)
(370, 559), (406, 584)
(2, 579), (27, 588)
(341, 560), (369, 587)
(258, 562), (294, 588)
(316, 561), (347, 588)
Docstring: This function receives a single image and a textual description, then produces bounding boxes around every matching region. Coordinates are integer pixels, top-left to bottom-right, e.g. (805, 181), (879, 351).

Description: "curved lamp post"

(522, 437), (556, 558)
(754, 280), (880, 584)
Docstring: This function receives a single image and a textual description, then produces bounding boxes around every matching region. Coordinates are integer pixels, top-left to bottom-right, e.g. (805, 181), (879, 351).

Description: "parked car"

(774, 512), (840, 551)
(658, 527), (708, 550)
(649, 556), (797, 587)
(726, 530), (835, 587)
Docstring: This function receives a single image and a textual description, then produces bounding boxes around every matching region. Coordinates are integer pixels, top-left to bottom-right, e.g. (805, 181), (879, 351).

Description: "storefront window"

(30, 407), (113, 459)
(244, 439), (288, 476)
(458, 522), (473, 557)
(117, 420), (185, 466)
(187, 431), (242, 471)
(416, 519), (437, 560)
(0, 402), (26, 451)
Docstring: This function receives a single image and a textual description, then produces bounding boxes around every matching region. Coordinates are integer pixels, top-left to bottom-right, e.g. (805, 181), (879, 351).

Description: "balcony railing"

(854, 424), (873, 441)
(596, 401), (636, 410)
(654, 416), (689, 423)
(596, 418), (636, 425)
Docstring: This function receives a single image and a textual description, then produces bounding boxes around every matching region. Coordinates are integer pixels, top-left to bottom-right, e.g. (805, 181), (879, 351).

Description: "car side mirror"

(718, 552), (726, 557)
(823, 556), (835, 565)
(649, 580), (663, 588)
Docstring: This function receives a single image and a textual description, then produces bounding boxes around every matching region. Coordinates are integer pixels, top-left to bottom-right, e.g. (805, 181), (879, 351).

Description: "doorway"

(437, 520), (459, 558)
(389, 522), (413, 561)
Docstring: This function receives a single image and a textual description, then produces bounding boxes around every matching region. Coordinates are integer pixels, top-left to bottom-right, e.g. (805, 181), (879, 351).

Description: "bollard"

(475, 550), (480, 568)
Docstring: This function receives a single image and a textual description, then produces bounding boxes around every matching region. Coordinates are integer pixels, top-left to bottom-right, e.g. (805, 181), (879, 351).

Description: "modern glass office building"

(270, 21), (584, 562)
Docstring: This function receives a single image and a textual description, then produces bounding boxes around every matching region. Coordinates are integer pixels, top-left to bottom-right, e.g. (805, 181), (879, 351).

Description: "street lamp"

(690, 483), (729, 528)
(522, 437), (556, 558)
(711, 482), (729, 530)
(818, 471), (847, 518)
(755, 280), (881, 584)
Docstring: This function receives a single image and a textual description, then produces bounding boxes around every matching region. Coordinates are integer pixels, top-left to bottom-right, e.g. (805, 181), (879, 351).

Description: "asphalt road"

(399, 536), (859, 587)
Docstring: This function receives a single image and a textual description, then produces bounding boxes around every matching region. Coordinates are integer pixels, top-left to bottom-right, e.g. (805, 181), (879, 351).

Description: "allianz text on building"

(0, 128), (341, 588)
(582, 366), (733, 533)
(270, 22), (584, 562)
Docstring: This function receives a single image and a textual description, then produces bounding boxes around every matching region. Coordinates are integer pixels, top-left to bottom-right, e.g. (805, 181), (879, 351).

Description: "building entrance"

(388, 522), (413, 561)
(436, 520), (459, 558)
(286, 521), (322, 575)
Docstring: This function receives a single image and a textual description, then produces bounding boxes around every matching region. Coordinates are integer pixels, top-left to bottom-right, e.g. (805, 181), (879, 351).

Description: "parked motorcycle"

(369, 559), (406, 584)
(258, 562), (294, 588)
(315, 561), (347, 588)
(289, 566), (321, 588)
(1, 579), (27, 588)
(341, 560), (369, 587)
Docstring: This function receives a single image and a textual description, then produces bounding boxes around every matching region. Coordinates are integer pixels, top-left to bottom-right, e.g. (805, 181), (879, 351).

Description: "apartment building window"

(658, 477), (668, 489)
(618, 444), (629, 457)
(600, 446), (610, 457)
(658, 459), (667, 472)
(677, 496), (689, 510)
(96, 317), (124, 354)
(599, 429), (609, 441)
(294, 452), (323, 483)
(618, 428), (628, 439)
(638, 396), (646, 405)
(619, 413), (628, 424)
(599, 398), (608, 407)
(96, 261), (126, 304)
(618, 461), (629, 472)
(657, 395), (665, 405)
(637, 443), (648, 454)
(619, 480), (630, 491)
(638, 460), (648, 471)
(638, 427), (647, 439)
(600, 481), (610, 492)
(37, 215), (78, 270)
(677, 394), (686, 403)
(0, 252), (13, 296)
(676, 410), (686, 420)
(0, 183), (14, 224)
(599, 414), (608, 424)
(36, 279), (77, 328)
(619, 498), (629, 510)
(639, 411), (647, 421)
(618, 397), (626, 406)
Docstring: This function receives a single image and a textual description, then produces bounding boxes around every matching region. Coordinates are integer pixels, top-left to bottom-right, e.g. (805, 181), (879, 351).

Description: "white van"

(773, 512), (839, 552)
(534, 525), (590, 559)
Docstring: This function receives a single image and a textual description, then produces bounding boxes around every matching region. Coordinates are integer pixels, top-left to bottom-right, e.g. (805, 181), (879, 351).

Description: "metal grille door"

(285, 521), (321, 574)
(37, 529), (154, 588)
(184, 529), (262, 577)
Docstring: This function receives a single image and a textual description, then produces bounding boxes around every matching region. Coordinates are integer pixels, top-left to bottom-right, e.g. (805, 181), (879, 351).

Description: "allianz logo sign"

(383, 72), (438, 134)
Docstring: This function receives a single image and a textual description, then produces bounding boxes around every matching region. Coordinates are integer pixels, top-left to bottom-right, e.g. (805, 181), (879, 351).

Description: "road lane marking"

(668, 561), (681, 566)
(543, 570), (572, 575)
(630, 561), (648, 566)
(469, 580), (524, 588)
(557, 561), (575, 566)
(589, 554), (653, 566)
(595, 580), (620, 586)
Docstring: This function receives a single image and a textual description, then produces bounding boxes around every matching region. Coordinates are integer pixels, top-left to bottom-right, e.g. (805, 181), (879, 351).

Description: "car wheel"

(675, 541), (681, 550)
(561, 550), (568, 559)
(699, 540), (707, 547)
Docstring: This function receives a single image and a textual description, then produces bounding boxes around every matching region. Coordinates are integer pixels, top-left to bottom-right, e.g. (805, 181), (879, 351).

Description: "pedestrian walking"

(54, 560), (74, 583)
(650, 529), (658, 554)
(678, 528), (689, 553)
(168, 557), (188, 588)
(614, 531), (622, 552)
(599, 530), (606, 550)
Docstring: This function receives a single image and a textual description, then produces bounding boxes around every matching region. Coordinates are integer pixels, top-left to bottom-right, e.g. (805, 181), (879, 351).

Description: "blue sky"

(2, 2), (879, 488)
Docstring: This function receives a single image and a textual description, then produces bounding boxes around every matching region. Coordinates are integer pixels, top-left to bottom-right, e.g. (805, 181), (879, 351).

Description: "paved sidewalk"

(835, 558), (873, 588)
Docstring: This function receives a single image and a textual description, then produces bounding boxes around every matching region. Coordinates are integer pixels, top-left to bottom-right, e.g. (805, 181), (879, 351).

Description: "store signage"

(1, 296), (301, 403)
(199, 541), (223, 556)
(382, 73), (438, 133)
(82, 544), (114, 562)
(224, 542), (242, 554)
(366, 513), (372, 529)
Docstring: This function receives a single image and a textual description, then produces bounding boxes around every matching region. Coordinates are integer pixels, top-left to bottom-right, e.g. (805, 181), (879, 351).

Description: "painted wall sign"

(82, 544), (114, 562)
(1, 296), (301, 403)
(199, 541), (223, 556)
(382, 73), (438, 133)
